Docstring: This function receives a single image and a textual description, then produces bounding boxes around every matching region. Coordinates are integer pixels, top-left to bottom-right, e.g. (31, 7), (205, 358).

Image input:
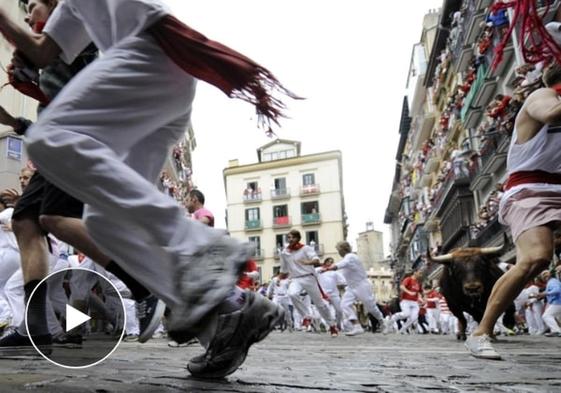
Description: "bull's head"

(427, 234), (509, 297)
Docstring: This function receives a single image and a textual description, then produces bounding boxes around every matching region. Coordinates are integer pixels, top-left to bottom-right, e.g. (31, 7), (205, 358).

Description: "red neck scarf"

(288, 242), (304, 251)
(148, 15), (302, 136)
(553, 83), (561, 96)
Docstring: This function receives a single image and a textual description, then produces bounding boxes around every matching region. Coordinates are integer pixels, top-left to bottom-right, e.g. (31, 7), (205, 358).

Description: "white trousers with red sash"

(25, 33), (222, 310)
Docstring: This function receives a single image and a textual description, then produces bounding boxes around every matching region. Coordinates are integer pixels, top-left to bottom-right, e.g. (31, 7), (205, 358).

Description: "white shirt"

(335, 253), (368, 287)
(316, 268), (346, 295)
(280, 245), (318, 278)
(0, 208), (17, 251)
(267, 277), (289, 298)
(44, 0), (170, 64)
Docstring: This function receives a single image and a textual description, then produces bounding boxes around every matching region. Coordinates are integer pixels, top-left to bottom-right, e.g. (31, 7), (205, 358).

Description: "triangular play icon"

(66, 304), (91, 332)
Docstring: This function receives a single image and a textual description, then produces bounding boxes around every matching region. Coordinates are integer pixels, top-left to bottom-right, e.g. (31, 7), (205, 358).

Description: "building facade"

(356, 223), (394, 301)
(0, 0), (38, 190)
(224, 139), (347, 282)
(356, 223), (385, 271)
(385, 0), (557, 283)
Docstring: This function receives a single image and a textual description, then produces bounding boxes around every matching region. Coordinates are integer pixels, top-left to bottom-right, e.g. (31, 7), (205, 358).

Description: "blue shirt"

(545, 278), (561, 306)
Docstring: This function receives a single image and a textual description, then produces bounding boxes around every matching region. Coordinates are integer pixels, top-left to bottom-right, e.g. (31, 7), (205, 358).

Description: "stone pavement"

(1, 331), (561, 392)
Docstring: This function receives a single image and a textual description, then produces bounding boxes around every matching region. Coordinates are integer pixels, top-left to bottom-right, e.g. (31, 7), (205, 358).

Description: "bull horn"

(479, 233), (509, 255)
(426, 250), (454, 264)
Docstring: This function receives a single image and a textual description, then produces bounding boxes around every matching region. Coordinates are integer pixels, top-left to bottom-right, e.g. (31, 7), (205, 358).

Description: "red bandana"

(148, 15), (302, 135)
(553, 83), (561, 96)
(288, 243), (304, 251)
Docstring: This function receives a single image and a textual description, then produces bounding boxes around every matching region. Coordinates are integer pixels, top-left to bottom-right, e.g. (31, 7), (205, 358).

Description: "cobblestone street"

(1, 331), (561, 392)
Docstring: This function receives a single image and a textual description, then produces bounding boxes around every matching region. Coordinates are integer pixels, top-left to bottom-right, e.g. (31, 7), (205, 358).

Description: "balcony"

(243, 191), (262, 204)
(251, 248), (265, 261)
(469, 217), (503, 247)
(245, 219), (262, 231)
(273, 216), (291, 228)
(440, 200), (474, 252)
(471, 132), (509, 191)
(302, 213), (321, 226)
(273, 248), (281, 260)
(431, 170), (471, 218)
(271, 188), (290, 200)
(300, 184), (320, 196)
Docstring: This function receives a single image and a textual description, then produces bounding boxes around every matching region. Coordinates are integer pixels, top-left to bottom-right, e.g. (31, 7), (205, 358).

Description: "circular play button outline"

(26, 267), (126, 369)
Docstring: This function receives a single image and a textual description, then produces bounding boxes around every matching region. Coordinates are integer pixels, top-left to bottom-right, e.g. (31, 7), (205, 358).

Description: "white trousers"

(273, 295), (292, 328)
(543, 304), (561, 333)
(25, 33), (224, 310)
(325, 292), (344, 327)
(525, 302), (545, 334)
(392, 300), (420, 333)
(288, 275), (335, 326)
(426, 308), (440, 332)
(341, 279), (383, 322)
(48, 258), (70, 319)
(0, 248), (21, 324)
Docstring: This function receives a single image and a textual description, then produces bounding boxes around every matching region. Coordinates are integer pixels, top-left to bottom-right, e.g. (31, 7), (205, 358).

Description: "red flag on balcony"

(490, 0), (561, 70)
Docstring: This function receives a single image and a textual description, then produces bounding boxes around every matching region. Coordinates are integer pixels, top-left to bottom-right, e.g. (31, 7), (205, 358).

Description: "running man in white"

(316, 257), (346, 331)
(0, 0), (292, 378)
(267, 274), (293, 331)
(280, 230), (338, 337)
(322, 241), (384, 335)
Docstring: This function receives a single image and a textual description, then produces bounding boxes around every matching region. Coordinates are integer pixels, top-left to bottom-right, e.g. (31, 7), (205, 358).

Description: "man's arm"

(197, 216), (211, 226)
(0, 106), (32, 135)
(0, 10), (60, 68)
(525, 89), (561, 125)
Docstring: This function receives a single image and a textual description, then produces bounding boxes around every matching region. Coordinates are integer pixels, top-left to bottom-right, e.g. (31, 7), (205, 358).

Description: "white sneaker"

(382, 317), (394, 335)
(465, 334), (502, 360)
(345, 325), (364, 336)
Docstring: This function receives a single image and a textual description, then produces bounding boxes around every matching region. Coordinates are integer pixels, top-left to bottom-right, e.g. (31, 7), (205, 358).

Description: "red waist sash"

(504, 170), (561, 191)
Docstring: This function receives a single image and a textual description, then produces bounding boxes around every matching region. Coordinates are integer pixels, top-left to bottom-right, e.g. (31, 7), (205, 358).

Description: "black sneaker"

(0, 330), (52, 356)
(136, 294), (166, 343)
(53, 333), (83, 348)
(186, 291), (284, 379)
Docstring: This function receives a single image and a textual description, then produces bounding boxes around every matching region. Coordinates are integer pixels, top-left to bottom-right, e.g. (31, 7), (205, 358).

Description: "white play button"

(66, 304), (91, 332)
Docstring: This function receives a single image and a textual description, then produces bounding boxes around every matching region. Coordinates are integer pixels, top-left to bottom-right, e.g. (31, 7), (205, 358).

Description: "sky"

(166, 0), (444, 255)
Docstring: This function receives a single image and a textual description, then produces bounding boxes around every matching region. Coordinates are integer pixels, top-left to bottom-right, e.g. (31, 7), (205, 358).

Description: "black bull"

(428, 237), (516, 340)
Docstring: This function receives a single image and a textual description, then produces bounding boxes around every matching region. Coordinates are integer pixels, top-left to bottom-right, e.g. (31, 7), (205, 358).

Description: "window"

(273, 266), (281, 276)
(273, 205), (288, 218)
(276, 233), (288, 249)
(247, 181), (258, 192)
(302, 173), (315, 186)
(248, 236), (261, 249)
(245, 207), (260, 221)
(301, 201), (319, 214)
(274, 177), (286, 191)
(305, 231), (318, 245)
(249, 236), (262, 258)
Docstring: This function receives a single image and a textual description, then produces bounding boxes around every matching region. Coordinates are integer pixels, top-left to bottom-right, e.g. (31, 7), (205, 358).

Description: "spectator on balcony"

(451, 148), (470, 179)
(186, 189), (214, 227)
(487, 94), (511, 120)
(486, 9), (508, 29)
(475, 27), (493, 59)
(466, 62), (561, 360)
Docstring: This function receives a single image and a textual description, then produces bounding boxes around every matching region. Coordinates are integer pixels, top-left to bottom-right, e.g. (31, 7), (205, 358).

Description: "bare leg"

(39, 215), (111, 267)
(473, 226), (553, 336)
(12, 217), (49, 283)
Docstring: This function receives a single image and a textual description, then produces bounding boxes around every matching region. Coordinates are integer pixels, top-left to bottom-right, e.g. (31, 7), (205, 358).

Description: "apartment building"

(224, 139), (347, 281)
